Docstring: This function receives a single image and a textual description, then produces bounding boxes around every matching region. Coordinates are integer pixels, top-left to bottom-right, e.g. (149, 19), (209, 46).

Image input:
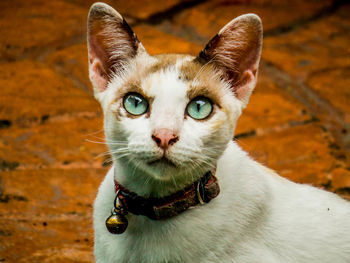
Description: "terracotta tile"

(331, 167), (350, 191)
(133, 24), (202, 55)
(0, 215), (94, 262)
(167, 0), (334, 44)
(0, 114), (107, 167)
(0, 218), (92, 262)
(0, 168), (106, 262)
(306, 67), (350, 122)
(110, 0), (190, 19)
(0, 0), (87, 60)
(262, 4), (350, 115)
(0, 169), (106, 215)
(0, 0), (191, 60)
(237, 123), (336, 187)
(70, 0), (189, 20)
(0, 60), (98, 123)
(45, 44), (91, 94)
(236, 68), (310, 135)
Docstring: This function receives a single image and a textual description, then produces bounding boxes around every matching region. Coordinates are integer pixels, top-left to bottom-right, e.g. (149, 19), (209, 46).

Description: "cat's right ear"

(87, 3), (146, 93)
(196, 14), (263, 108)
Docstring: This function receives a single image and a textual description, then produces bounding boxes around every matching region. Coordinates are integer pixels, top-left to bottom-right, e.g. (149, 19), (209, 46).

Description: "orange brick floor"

(1, 0), (350, 262)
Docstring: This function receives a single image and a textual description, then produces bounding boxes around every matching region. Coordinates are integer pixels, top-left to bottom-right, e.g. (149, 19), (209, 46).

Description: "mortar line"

(264, 0), (348, 37)
(261, 60), (349, 157)
(129, 0), (208, 26)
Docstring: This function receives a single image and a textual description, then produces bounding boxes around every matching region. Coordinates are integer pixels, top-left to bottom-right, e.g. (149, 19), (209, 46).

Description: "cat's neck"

(112, 158), (211, 198)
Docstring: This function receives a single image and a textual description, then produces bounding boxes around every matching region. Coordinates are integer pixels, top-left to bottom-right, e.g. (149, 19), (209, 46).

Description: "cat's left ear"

(87, 3), (146, 94)
(197, 14), (263, 107)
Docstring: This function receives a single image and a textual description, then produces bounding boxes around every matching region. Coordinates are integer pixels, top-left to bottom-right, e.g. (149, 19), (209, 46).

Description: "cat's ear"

(87, 3), (146, 93)
(197, 14), (262, 107)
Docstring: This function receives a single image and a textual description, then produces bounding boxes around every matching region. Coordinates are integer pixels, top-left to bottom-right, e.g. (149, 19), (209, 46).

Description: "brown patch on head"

(187, 85), (222, 108)
(179, 58), (203, 81)
(145, 54), (185, 76)
(113, 81), (142, 101)
(183, 59), (223, 107)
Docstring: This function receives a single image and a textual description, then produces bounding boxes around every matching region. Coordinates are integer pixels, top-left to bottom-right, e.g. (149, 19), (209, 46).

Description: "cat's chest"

(100, 203), (234, 263)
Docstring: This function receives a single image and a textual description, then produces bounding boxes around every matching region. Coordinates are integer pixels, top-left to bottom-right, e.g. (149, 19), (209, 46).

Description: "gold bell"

(105, 210), (128, 234)
(105, 192), (128, 234)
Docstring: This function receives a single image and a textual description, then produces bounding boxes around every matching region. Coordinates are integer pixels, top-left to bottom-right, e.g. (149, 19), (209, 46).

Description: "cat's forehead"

(147, 54), (190, 72)
(147, 54), (201, 77)
(140, 54), (223, 102)
(144, 54), (199, 96)
(108, 52), (225, 107)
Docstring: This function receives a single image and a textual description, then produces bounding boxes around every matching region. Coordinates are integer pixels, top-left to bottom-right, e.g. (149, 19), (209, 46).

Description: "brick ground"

(1, 0), (350, 261)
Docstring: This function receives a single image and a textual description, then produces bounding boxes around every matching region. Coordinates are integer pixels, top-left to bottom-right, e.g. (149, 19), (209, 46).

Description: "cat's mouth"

(148, 157), (177, 167)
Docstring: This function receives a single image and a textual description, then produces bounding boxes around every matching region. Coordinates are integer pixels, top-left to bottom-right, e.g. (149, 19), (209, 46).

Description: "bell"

(106, 192), (128, 234)
(105, 211), (128, 234)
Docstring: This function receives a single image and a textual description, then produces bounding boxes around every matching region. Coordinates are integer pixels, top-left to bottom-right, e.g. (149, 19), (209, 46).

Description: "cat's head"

(87, 3), (262, 184)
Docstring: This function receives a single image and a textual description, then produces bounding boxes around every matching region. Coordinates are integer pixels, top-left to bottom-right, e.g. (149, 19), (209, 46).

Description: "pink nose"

(152, 128), (179, 150)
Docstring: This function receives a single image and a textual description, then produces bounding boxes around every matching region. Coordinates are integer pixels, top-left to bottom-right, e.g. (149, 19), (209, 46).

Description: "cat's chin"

(138, 157), (196, 182)
(144, 158), (179, 181)
(147, 157), (177, 168)
(121, 156), (204, 183)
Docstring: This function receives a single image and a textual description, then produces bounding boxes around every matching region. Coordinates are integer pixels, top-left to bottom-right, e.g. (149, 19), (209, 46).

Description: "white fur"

(93, 60), (350, 262)
(94, 141), (350, 263)
(88, 5), (350, 262)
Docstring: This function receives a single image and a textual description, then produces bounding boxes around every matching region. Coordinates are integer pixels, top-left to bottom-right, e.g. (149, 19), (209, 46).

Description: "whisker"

(83, 129), (104, 137)
(108, 147), (130, 153)
(113, 153), (132, 160)
(85, 138), (129, 146)
(95, 148), (130, 159)
(131, 159), (142, 179)
(85, 139), (109, 145)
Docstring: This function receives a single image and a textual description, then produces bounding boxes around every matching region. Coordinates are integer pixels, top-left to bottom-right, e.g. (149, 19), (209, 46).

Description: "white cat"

(87, 3), (350, 263)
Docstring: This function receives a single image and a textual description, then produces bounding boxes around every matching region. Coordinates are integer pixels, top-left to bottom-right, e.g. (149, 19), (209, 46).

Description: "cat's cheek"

(111, 108), (122, 122)
(224, 100), (242, 127)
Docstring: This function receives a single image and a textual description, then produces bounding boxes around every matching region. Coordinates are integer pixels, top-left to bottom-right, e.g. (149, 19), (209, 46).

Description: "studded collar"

(115, 169), (219, 220)
(105, 169), (220, 234)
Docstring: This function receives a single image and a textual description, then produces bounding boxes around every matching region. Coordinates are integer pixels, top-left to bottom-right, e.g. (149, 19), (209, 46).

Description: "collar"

(106, 169), (220, 234)
(114, 169), (220, 220)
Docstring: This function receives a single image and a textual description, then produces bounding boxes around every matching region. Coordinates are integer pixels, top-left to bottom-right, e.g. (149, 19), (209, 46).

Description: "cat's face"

(102, 54), (240, 181)
(87, 3), (262, 182)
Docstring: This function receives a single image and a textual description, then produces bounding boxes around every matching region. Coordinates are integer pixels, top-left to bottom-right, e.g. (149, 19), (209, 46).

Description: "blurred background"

(0, 0), (349, 261)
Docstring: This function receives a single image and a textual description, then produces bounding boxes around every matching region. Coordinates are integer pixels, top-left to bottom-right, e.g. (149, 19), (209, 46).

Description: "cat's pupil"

(196, 101), (205, 112)
(134, 97), (141, 107)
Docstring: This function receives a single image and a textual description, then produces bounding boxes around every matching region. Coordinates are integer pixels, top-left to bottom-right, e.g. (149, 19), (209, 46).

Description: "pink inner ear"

(88, 33), (111, 92)
(89, 58), (108, 92)
(235, 70), (255, 102)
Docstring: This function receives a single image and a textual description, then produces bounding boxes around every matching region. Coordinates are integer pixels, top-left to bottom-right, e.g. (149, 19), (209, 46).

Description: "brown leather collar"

(114, 170), (220, 220)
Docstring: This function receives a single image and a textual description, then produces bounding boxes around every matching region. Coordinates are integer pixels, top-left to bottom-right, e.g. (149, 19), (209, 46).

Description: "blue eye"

(186, 97), (213, 120)
(123, 93), (148, 116)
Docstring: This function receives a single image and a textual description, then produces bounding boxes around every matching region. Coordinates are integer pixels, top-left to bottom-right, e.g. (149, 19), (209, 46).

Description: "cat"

(87, 2), (350, 263)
